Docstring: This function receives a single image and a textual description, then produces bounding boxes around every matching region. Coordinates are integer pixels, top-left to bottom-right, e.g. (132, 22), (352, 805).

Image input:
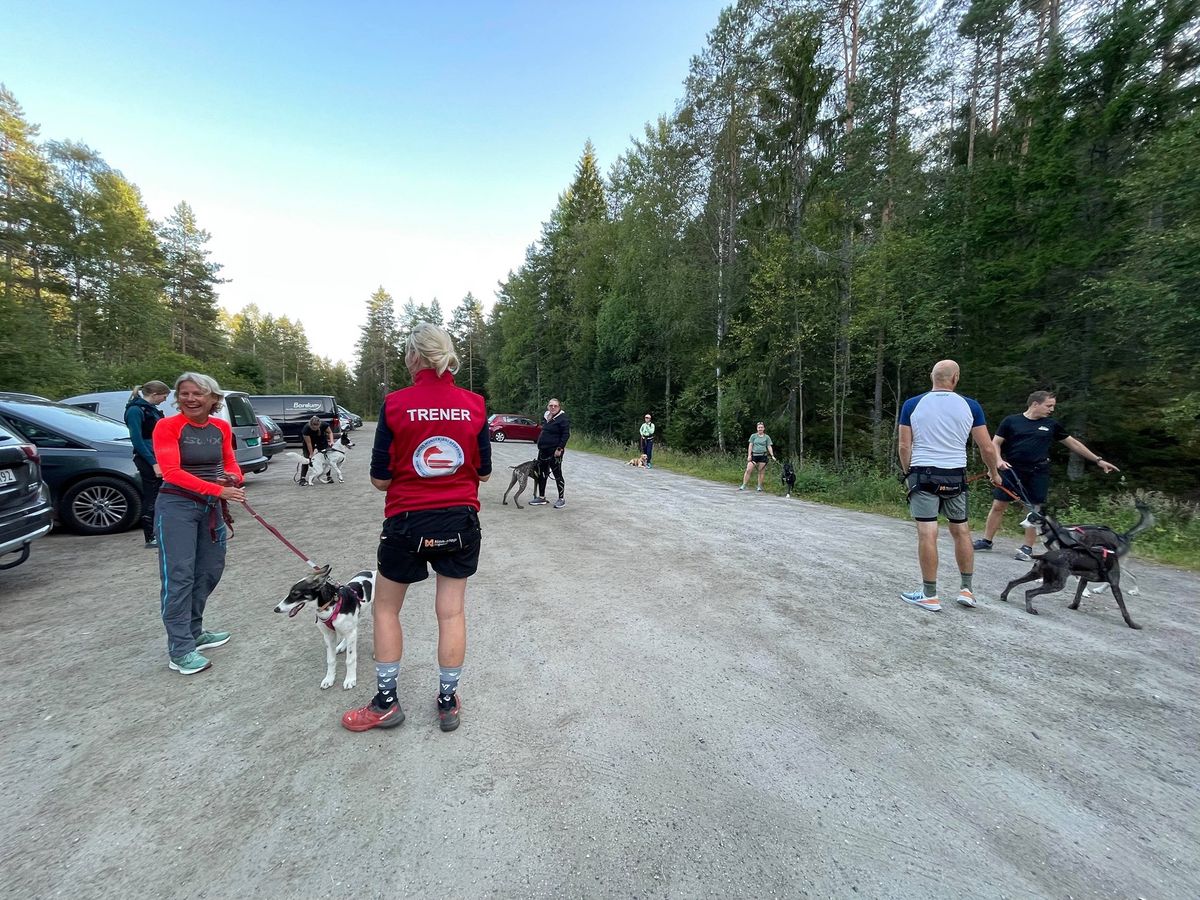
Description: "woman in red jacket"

(152, 372), (246, 675)
(342, 324), (491, 734)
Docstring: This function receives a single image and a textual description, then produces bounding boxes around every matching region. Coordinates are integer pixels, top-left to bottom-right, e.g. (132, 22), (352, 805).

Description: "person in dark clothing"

(124, 381), (170, 547)
(299, 415), (335, 486)
(974, 390), (1119, 561)
(529, 398), (570, 508)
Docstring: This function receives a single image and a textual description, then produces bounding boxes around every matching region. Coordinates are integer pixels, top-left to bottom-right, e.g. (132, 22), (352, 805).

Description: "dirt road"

(2, 427), (1197, 899)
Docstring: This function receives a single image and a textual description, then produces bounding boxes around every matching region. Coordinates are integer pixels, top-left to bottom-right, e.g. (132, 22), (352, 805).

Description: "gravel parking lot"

(2, 425), (1197, 899)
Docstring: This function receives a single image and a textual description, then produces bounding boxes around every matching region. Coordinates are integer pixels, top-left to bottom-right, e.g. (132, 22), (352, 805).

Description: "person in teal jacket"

(124, 381), (170, 547)
(639, 414), (656, 468)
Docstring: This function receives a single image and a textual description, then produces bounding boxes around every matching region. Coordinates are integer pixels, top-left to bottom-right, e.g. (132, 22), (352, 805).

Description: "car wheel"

(60, 476), (141, 535)
(493, 430), (506, 442)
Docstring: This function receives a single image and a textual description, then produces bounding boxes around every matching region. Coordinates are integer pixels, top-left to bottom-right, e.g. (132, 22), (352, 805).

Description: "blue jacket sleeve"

(125, 406), (156, 465)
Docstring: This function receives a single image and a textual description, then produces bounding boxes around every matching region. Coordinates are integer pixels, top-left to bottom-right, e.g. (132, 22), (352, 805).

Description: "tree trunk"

(871, 329), (885, 460)
(990, 34), (1005, 138)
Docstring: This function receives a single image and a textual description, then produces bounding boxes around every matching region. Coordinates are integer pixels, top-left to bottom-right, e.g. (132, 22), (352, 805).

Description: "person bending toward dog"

(529, 398), (569, 508)
(974, 390), (1119, 561)
(738, 422), (776, 491)
(152, 372), (245, 675)
(124, 380), (169, 548)
(298, 415), (335, 486)
(897, 360), (1004, 612)
(639, 413), (655, 468)
(342, 324), (492, 734)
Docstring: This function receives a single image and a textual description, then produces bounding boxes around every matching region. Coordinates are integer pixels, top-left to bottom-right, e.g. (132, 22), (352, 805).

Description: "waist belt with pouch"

(383, 508), (482, 558)
(909, 466), (967, 498)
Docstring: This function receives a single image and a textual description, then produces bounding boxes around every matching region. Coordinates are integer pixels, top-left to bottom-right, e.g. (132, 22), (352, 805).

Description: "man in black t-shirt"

(299, 415), (335, 486)
(974, 391), (1119, 560)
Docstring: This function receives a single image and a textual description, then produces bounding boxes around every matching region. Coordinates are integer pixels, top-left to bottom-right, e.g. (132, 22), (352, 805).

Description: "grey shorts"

(906, 473), (969, 524)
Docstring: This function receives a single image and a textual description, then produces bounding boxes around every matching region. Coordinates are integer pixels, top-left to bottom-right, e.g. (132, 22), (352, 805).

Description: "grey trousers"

(156, 490), (227, 658)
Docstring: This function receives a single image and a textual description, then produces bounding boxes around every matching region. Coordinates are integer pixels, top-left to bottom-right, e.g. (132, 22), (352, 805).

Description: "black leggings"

(134, 456), (162, 541)
(535, 448), (565, 499)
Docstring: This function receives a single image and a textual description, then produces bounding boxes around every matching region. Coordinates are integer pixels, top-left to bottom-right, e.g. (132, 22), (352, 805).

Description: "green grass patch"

(568, 433), (1200, 570)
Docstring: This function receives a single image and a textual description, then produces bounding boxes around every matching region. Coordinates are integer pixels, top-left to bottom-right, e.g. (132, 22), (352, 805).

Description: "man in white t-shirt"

(897, 360), (1005, 613)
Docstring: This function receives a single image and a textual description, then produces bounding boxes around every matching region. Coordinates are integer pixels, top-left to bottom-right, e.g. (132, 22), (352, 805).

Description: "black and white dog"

(781, 462), (797, 498)
(287, 446), (347, 485)
(273, 566), (375, 689)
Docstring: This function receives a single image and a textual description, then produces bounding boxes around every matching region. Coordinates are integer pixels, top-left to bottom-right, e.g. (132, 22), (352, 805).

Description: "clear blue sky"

(3, 0), (728, 364)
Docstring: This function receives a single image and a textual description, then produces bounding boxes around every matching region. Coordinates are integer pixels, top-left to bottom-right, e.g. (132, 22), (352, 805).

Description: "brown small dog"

(627, 454), (648, 468)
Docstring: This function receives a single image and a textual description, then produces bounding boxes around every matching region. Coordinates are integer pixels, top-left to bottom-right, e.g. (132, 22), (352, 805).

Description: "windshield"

(225, 394), (259, 428)
(2, 400), (131, 443)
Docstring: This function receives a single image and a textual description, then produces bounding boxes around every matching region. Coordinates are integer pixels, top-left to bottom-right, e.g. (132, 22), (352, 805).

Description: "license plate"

(245, 437), (260, 446)
(0, 469), (15, 485)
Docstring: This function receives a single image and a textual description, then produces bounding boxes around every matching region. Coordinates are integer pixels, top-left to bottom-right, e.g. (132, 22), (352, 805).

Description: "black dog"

(781, 462), (796, 498)
(999, 503), (1154, 629)
(502, 459), (539, 508)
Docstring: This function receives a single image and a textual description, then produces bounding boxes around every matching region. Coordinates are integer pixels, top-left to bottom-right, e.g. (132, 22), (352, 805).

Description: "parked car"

(257, 414), (286, 457)
(337, 405), (363, 430)
(0, 393), (143, 535)
(248, 395), (341, 444)
(487, 413), (542, 443)
(61, 389), (270, 474)
(0, 418), (54, 570)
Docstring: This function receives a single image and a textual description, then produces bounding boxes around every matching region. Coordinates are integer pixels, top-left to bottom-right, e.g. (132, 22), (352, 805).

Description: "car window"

(1, 416), (77, 449)
(225, 394), (259, 428)
(517, 418), (536, 426)
(1, 403), (131, 443)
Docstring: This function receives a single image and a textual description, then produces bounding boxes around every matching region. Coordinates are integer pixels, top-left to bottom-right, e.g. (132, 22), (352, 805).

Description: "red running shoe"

(341, 696), (405, 732)
(437, 693), (461, 732)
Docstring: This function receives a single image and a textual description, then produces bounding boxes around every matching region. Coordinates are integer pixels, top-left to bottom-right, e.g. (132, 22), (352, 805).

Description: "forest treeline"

(2, 0), (1197, 496)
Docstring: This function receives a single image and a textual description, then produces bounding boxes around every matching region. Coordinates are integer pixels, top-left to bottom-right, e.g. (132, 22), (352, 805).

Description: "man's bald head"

(931, 360), (960, 389)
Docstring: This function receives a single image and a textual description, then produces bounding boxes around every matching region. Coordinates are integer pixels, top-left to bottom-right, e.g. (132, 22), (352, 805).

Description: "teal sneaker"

(168, 651), (212, 675)
(196, 630), (231, 651)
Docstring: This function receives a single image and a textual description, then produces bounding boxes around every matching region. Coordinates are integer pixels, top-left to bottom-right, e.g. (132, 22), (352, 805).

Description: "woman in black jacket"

(530, 398), (570, 508)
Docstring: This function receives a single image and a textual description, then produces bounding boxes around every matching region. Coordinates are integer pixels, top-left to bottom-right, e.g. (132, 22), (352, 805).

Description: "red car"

(488, 413), (542, 443)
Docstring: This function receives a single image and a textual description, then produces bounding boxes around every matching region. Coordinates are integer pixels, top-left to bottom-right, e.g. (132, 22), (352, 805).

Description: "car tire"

(493, 431), (506, 442)
(60, 476), (141, 535)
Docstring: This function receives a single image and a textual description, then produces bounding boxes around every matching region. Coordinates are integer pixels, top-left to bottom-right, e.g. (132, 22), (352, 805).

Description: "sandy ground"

(1, 425), (1197, 900)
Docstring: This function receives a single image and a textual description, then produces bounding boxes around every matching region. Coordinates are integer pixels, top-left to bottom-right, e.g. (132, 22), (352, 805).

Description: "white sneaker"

(1014, 545), (1033, 561)
(956, 589), (977, 608)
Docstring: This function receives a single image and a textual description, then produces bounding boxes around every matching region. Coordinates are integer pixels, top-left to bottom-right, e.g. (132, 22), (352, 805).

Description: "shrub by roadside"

(568, 433), (1200, 569)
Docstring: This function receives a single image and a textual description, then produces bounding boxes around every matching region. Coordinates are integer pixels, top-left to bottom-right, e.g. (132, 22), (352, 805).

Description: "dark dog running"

(999, 502), (1154, 629)
(502, 459), (539, 508)
(781, 462), (796, 498)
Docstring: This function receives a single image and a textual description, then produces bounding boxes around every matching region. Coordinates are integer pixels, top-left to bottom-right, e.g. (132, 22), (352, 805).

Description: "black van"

(249, 395), (341, 444)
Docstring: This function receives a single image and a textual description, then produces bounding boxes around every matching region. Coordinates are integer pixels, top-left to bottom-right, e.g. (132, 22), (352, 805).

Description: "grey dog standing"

(502, 459), (539, 508)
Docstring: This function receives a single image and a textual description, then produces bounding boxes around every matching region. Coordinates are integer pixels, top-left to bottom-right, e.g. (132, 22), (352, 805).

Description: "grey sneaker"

(553, 498), (565, 509)
(528, 497), (549, 506)
(737, 485), (747, 492)
(168, 651), (212, 675)
(1015, 545), (1034, 561)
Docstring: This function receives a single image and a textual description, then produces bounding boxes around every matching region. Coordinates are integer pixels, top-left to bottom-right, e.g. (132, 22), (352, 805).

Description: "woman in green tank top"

(739, 422), (776, 492)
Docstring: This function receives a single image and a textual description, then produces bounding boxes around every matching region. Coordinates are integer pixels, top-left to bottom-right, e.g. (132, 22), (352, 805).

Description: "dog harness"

(317, 582), (364, 630)
(1072, 527), (1114, 561)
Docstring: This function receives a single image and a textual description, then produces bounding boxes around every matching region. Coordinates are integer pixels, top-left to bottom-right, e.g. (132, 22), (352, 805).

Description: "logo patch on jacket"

(413, 436), (465, 477)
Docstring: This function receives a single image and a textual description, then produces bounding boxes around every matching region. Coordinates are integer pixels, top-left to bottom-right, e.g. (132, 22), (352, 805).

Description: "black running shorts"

(994, 467), (1050, 505)
(377, 506), (482, 584)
